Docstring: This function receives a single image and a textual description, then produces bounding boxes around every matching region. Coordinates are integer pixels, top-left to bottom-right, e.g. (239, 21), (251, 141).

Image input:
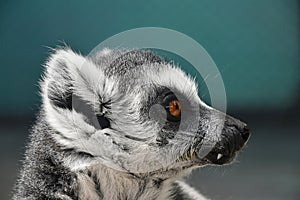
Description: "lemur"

(13, 47), (250, 200)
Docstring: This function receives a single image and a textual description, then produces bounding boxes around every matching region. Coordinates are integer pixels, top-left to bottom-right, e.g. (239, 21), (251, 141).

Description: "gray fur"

(13, 47), (250, 200)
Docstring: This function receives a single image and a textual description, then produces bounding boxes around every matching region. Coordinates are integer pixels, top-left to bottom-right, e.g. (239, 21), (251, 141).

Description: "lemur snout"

(225, 114), (250, 144)
(204, 115), (250, 165)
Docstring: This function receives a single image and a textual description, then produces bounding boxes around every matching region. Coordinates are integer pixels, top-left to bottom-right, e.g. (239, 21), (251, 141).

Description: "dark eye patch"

(162, 93), (181, 122)
(148, 87), (182, 124)
(146, 87), (183, 146)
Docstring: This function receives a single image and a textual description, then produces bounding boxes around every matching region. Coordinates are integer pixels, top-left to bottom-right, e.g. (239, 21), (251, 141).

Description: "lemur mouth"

(204, 125), (250, 165)
(203, 148), (237, 165)
(176, 148), (234, 165)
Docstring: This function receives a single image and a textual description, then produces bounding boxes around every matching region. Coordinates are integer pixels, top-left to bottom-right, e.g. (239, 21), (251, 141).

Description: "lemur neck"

(77, 164), (171, 200)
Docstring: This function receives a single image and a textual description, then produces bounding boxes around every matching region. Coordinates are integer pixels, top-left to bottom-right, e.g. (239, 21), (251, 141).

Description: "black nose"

(223, 114), (251, 150)
(241, 125), (250, 142)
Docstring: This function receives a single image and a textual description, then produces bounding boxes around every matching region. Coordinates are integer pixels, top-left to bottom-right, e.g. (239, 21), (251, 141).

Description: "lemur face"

(43, 48), (250, 175)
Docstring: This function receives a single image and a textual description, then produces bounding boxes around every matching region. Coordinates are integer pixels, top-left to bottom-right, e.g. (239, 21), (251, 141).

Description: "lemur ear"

(41, 48), (118, 147)
(42, 48), (85, 110)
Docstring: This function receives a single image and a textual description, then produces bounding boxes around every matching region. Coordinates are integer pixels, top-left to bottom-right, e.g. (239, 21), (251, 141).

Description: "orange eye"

(168, 100), (181, 117)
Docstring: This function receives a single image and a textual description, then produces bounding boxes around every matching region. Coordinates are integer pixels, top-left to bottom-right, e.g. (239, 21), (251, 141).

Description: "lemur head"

(42, 47), (250, 176)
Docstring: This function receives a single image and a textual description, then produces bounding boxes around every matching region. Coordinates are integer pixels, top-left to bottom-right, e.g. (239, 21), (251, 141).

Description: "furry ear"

(42, 48), (85, 110)
(40, 48), (119, 148)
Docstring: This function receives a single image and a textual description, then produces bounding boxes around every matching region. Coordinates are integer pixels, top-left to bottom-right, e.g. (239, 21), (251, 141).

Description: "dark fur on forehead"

(105, 50), (165, 77)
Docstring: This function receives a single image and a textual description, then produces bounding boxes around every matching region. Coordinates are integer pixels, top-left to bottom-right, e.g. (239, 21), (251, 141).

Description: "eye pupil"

(169, 100), (181, 117)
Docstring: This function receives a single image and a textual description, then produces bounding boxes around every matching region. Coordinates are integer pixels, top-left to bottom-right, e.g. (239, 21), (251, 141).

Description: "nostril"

(241, 125), (250, 142)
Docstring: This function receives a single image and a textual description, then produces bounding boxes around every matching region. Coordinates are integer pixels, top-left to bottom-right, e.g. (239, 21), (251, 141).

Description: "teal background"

(0, 1), (299, 200)
(0, 0), (299, 113)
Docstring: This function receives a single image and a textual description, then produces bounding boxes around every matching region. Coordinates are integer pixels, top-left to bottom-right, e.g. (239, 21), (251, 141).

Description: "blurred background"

(0, 0), (299, 199)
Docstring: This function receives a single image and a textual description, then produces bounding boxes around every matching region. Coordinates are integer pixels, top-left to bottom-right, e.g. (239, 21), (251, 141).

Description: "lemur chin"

(13, 48), (250, 200)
